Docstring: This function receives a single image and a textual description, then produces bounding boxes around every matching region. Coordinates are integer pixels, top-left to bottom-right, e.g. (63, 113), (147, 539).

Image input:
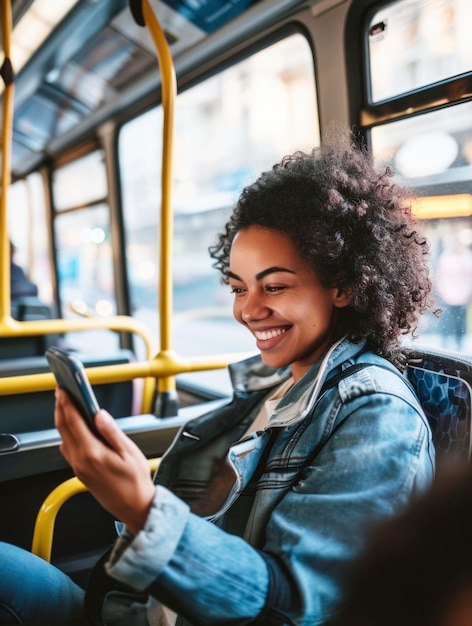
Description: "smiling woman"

(2, 0), (472, 624)
(0, 139), (437, 626)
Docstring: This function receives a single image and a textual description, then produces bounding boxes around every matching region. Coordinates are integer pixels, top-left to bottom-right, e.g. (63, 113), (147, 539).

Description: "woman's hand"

(55, 388), (155, 536)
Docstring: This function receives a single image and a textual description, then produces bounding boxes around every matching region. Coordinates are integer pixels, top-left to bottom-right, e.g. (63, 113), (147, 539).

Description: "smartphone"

(45, 346), (107, 443)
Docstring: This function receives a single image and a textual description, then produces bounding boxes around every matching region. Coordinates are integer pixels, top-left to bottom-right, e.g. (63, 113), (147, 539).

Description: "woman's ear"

(332, 286), (353, 309)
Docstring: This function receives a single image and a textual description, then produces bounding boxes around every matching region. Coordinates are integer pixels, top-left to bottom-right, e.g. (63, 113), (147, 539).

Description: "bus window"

(52, 151), (118, 352)
(367, 0), (472, 103)
(53, 151), (108, 211)
(366, 0), (472, 353)
(8, 173), (53, 305)
(371, 102), (472, 180)
(119, 32), (319, 389)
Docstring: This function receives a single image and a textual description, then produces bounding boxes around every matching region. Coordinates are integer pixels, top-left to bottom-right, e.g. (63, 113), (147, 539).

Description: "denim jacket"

(105, 339), (435, 625)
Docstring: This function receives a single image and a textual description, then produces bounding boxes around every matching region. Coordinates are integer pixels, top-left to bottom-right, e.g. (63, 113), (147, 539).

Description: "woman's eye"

(266, 285), (285, 293)
(230, 287), (245, 294)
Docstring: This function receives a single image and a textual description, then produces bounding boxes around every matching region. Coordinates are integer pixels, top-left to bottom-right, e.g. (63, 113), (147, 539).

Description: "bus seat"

(0, 350), (138, 433)
(10, 296), (56, 322)
(2, 296), (60, 358)
(405, 346), (472, 467)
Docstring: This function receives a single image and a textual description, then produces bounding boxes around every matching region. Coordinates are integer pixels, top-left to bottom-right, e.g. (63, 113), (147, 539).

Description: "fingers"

(55, 388), (94, 466)
(55, 388), (95, 443)
(55, 388), (132, 461)
(55, 388), (113, 463)
(54, 389), (155, 530)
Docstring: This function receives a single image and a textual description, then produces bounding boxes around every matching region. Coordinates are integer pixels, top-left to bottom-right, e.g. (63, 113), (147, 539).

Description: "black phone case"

(45, 346), (103, 440)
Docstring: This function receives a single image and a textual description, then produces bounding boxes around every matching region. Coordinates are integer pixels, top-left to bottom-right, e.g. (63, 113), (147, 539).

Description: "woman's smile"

(253, 325), (290, 349)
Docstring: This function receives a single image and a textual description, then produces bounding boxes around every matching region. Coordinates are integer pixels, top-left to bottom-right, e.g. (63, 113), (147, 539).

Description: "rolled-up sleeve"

(105, 485), (270, 623)
(106, 486), (191, 590)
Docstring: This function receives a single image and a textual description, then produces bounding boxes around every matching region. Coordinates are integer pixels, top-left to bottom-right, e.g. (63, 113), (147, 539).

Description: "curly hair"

(209, 143), (434, 368)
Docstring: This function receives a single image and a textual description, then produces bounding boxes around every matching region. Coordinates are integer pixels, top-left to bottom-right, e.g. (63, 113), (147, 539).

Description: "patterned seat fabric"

(405, 348), (472, 465)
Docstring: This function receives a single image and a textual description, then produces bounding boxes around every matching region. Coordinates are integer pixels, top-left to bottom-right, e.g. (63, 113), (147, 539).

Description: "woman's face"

(229, 226), (351, 382)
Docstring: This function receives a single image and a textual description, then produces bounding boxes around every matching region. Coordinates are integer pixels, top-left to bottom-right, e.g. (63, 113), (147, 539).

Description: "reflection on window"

(53, 150), (108, 211)
(8, 174), (53, 305)
(368, 0), (472, 102)
(119, 33), (318, 387)
(371, 104), (472, 353)
(54, 205), (118, 352)
(54, 205), (115, 314)
(371, 102), (472, 180)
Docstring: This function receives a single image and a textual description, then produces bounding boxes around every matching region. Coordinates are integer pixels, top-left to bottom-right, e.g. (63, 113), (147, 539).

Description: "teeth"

(254, 328), (287, 341)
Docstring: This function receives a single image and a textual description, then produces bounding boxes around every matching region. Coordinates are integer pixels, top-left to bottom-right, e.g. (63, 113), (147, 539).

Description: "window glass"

(371, 102), (472, 179)
(53, 150), (108, 211)
(371, 102), (472, 352)
(368, 0), (472, 103)
(119, 33), (319, 390)
(53, 204), (118, 352)
(8, 173), (53, 305)
(52, 150), (117, 352)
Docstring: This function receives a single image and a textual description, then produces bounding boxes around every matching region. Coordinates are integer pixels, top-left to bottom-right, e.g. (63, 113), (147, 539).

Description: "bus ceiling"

(4, 0), (311, 180)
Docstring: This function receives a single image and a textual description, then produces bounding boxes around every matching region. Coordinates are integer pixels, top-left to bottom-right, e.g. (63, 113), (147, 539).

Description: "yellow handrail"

(31, 457), (162, 562)
(1, 0), (14, 319)
(0, 2), (157, 414)
(141, 0), (177, 396)
(0, 349), (253, 394)
(0, 314), (157, 413)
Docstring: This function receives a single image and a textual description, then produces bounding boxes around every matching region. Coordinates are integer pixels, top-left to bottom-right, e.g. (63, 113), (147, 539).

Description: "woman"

(0, 143), (435, 625)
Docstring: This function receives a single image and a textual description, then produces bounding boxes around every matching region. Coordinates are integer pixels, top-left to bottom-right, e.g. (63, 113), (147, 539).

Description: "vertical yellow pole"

(0, 0), (13, 320)
(142, 0), (177, 397)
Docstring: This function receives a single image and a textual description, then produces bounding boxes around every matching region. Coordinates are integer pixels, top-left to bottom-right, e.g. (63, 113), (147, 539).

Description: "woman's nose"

(241, 292), (270, 323)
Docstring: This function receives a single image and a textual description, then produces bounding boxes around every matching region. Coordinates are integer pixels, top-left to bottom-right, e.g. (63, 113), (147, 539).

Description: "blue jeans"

(0, 542), (87, 625)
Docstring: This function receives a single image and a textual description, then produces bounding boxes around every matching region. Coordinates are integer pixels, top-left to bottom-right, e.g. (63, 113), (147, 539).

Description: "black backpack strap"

(306, 361), (411, 468)
(321, 362), (375, 392)
(321, 361), (406, 394)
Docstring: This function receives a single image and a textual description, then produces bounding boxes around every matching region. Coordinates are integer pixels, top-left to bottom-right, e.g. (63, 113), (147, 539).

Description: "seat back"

(2, 296), (61, 358)
(405, 346), (472, 466)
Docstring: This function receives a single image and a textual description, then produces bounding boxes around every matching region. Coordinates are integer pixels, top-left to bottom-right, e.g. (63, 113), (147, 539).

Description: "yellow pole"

(142, 0), (177, 395)
(31, 458), (162, 561)
(0, 0), (14, 320)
